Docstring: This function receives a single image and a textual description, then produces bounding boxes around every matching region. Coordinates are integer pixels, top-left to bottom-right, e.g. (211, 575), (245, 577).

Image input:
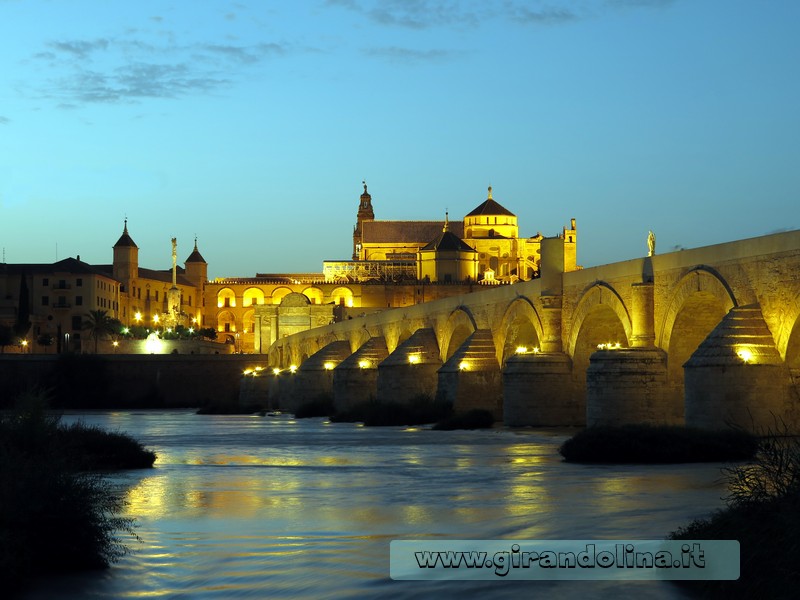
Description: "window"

(43, 278), (49, 286)
(76, 278), (82, 287)
(75, 296), (83, 306)
(71, 316), (82, 330)
(155, 291), (159, 301)
(42, 296), (49, 306)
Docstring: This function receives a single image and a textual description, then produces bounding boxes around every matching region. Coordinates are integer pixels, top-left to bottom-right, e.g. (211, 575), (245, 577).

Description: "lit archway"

(217, 288), (236, 308)
(331, 286), (354, 307)
(243, 287), (265, 307)
(217, 310), (236, 333)
(242, 309), (255, 335)
(271, 287), (292, 305)
(498, 297), (543, 365)
(567, 283), (631, 359)
(303, 286), (324, 305)
(659, 268), (736, 386)
(441, 308), (477, 361)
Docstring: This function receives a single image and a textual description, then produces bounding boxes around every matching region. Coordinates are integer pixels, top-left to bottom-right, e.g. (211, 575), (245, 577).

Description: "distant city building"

(0, 184), (578, 354)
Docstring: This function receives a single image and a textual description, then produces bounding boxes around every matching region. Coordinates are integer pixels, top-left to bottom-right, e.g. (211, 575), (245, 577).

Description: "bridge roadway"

(259, 230), (800, 431)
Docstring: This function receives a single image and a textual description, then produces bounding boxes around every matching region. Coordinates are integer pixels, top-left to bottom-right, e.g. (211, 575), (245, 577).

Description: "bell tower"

(353, 181), (374, 260)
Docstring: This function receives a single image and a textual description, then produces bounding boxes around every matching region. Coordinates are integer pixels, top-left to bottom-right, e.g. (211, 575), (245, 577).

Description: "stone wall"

(0, 354), (264, 408)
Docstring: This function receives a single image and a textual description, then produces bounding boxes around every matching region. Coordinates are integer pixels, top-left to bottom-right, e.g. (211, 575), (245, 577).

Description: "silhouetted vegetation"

(0, 390), (155, 593)
(433, 409), (495, 430)
(330, 395), (451, 426)
(294, 394), (335, 418)
(559, 424), (758, 463)
(671, 428), (800, 598)
(46, 353), (112, 408)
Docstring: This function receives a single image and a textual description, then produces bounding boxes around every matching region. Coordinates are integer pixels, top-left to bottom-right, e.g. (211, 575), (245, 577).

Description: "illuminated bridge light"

(323, 362), (335, 370)
(272, 368), (281, 375)
(515, 346), (528, 354)
(458, 361), (469, 371)
(408, 354), (421, 365)
(289, 365), (298, 373)
(358, 360), (371, 369)
(737, 348), (753, 363)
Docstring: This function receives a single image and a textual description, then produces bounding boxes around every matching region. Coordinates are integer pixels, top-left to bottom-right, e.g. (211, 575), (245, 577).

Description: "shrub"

(0, 394), (146, 591)
(559, 424), (758, 464)
(670, 429), (800, 597)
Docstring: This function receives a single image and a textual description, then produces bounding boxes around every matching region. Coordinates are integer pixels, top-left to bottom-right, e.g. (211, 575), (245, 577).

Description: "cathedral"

(0, 183), (577, 354)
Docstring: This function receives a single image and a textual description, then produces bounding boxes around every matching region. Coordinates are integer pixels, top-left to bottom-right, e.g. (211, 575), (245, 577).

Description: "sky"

(1, 0), (798, 279)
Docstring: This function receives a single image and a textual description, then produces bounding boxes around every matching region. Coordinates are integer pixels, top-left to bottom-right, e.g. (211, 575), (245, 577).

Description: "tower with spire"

(113, 218), (139, 288)
(184, 237), (208, 289)
(353, 181), (374, 260)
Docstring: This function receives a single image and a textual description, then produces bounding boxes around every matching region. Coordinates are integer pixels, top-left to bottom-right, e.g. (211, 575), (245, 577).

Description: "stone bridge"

(263, 230), (800, 431)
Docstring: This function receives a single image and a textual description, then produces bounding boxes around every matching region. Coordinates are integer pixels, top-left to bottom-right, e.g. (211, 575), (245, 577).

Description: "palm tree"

(82, 310), (120, 354)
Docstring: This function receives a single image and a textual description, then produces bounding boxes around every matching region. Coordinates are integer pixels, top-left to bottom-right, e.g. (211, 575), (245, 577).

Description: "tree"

(82, 310), (120, 354)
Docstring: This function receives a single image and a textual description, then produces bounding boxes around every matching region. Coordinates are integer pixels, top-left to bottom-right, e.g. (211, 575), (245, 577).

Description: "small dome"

(280, 292), (311, 307)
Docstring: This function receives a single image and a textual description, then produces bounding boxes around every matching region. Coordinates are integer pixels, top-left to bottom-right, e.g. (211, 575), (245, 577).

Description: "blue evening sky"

(1, 0), (798, 279)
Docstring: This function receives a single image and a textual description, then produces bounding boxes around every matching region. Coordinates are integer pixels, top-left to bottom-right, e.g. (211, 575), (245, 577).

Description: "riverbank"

(0, 394), (156, 595)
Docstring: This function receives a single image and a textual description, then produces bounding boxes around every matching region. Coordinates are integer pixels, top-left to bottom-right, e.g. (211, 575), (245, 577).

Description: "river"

(21, 410), (728, 599)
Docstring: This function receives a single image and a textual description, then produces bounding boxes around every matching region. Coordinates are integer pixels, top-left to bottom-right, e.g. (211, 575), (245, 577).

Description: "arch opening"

(271, 287), (293, 305)
(572, 305), (627, 382)
(666, 291), (728, 386)
(446, 324), (473, 361)
(243, 287), (265, 307)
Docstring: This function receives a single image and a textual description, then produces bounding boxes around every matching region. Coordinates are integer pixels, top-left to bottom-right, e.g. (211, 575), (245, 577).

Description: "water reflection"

(21, 411), (726, 599)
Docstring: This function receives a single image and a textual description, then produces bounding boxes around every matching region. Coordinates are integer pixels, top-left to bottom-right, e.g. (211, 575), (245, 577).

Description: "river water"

(22, 410), (729, 599)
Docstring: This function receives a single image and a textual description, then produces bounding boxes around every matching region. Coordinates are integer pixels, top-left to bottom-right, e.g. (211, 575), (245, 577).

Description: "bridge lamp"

(515, 346), (528, 355)
(289, 365), (298, 373)
(408, 354), (421, 365)
(532, 347), (541, 354)
(358, 360), (371, 369)
(272, 367), (281, 375)
(243, 368), (253, 376)
(737, 348), (753, 364)
(458, 361), (470, 371)
(323, 362), (335, 370)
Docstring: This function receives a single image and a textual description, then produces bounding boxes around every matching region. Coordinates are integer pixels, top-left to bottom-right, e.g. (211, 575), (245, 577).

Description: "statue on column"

(647, 230), (656, 257)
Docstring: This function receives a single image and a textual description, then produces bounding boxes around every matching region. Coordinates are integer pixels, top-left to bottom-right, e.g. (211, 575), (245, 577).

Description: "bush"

(0, 393), (150, 592)
(433, 409), (495, 430)
(559, 424), (758, 464)
(331, 395), (451, 426)
(670, 429), (800, 597)
(56, 422), (156, 470)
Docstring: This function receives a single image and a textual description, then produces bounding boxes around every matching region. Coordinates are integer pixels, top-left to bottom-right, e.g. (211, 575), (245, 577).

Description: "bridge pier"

(684, 305), (799, 432)
(437, 329), (502, 418)
(586, 347), (677, 426)
(332, 337), (388, 411)
(239, 370), (271, 408)
(503, 351), (579, 426)
(287, 340), (352, 413)
(377, 328), (441, 404)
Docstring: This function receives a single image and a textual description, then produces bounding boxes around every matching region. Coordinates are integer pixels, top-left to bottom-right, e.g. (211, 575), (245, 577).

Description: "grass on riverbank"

(0, 390), (155, 593)
(670, 429), (800, 597)
(559, 424), (758, 463)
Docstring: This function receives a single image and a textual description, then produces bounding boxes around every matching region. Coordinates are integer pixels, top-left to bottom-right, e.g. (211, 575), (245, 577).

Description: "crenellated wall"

(265, 230), (800, 431)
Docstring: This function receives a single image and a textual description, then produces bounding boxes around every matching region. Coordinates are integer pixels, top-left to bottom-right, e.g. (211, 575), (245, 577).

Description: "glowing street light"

(134, 312), (142, 322)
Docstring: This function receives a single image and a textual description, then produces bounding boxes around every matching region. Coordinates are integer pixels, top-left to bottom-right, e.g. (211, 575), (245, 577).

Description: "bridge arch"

(440, 307), (477, 361)
(567, 283), (631, 392)
(776, 288), (800, 361)
(567, 283), (632, 359)
(497, 296), (544, 365)
(659, 266), (737, 386)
